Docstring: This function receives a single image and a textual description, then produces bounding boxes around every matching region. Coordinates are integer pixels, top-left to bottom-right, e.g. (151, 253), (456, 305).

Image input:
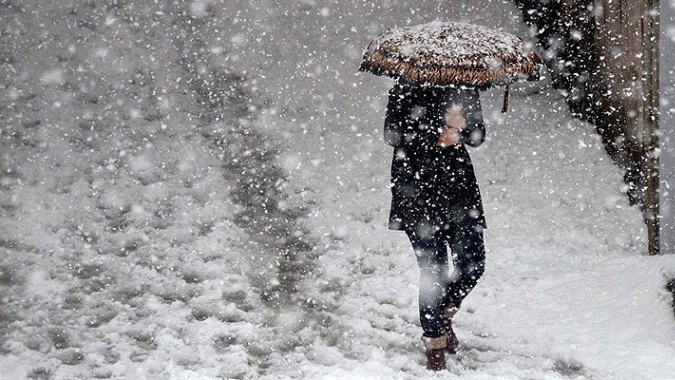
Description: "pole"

(643, 0), (660, 255)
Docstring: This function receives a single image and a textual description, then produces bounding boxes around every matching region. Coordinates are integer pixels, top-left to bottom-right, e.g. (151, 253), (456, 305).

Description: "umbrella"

(359, 21), (543, 111)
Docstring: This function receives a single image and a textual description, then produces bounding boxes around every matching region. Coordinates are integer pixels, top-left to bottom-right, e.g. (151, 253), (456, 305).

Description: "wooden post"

(643, 0), (660, 255)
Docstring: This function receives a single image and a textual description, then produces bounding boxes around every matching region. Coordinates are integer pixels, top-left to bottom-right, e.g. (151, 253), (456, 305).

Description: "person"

(383, 82), (487, 371)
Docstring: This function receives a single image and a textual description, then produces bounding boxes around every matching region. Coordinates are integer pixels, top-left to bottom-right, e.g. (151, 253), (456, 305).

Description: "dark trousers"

(406, 223), (485, 338)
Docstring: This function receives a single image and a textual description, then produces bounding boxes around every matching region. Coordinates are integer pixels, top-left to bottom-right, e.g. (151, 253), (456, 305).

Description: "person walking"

(384, 82), (487, 371)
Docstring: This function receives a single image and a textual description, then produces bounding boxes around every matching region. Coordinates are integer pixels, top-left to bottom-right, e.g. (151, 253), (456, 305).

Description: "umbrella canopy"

(359, 21), (542, 88)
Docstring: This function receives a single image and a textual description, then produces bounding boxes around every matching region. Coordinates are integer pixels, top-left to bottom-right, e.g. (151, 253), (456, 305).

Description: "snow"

(1, 1), (674, 380)
(372, 21), (524, 62)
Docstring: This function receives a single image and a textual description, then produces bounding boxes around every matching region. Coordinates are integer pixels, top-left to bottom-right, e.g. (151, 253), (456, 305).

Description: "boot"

(421, 335), (447, 371)
(443, 306), (460, 354)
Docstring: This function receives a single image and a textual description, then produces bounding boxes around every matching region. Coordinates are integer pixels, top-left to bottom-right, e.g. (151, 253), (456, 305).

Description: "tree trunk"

(513, 0), (660, 254)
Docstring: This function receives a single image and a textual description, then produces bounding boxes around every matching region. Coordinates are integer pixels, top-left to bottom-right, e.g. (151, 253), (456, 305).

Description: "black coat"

(384, 84), (487, 233)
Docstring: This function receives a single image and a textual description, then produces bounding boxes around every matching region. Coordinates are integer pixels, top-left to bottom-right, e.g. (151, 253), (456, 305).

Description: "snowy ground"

(1, 1), (674, 379)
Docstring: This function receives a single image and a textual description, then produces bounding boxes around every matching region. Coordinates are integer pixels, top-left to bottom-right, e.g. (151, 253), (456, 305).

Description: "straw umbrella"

(359, 21), (543, 111)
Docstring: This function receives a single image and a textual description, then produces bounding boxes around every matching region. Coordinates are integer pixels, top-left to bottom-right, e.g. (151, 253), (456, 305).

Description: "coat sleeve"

(383, 86), (405, 147)
(460, 89), (486, 148)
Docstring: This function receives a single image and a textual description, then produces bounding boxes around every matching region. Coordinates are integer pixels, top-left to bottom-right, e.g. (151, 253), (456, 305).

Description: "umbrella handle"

(501, 85), (509, 113)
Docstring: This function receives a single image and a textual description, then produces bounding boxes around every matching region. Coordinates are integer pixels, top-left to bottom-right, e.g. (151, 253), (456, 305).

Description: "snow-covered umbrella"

(359, 21), (543, 111)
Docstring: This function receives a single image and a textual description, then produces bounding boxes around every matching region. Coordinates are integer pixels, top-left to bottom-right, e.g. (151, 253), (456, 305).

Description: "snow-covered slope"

(1, 1), (674, 379)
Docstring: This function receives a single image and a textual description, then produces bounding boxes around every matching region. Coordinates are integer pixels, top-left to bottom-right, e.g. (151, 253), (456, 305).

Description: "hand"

(444, 107), (466, 131)
(437, 127), (461, 147)
(437, 107), (466, 147)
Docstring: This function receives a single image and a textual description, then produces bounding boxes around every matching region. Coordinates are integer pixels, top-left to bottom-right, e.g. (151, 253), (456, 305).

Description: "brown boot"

(443, 307), (460, 354)
(421, 335), (447, 371)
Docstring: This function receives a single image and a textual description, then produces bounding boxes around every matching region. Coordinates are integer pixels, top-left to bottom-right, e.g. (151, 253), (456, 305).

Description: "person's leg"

(445, 223), (486, 310)
(406, 227), (451, 370)
(405, 228), (449, 339)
